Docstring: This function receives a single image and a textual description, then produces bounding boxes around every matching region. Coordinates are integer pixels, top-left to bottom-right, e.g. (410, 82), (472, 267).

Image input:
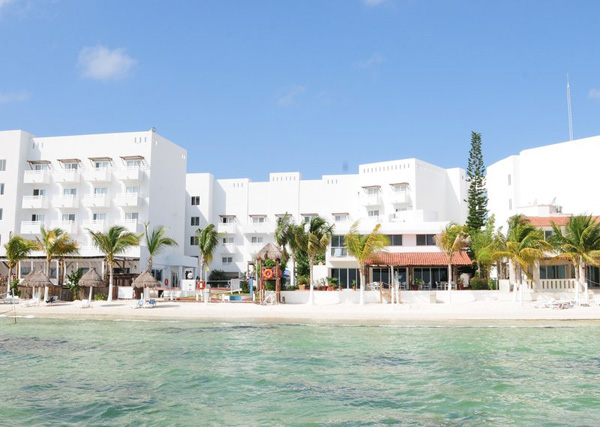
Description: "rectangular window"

(31, 214), (45, 222)
(191, 217), (200, 226)
(33, 164), (48, 171)
(544, 230), (553, 241)
(93, 213), (106, 221)
(222, 237), (234, 244)
(331, 268), (361, 289)
(62, 214), (75, 222)
(33, 189), (46, 196)
(125, 186), (140, 193)
(303, 215), (314, 223)
(508, 174), (512, 186)
(125, 212), (139, 220)
(63, 188), (77, 196)
(251, 236), (263, 244)
(126, 160), (141, 167)
(220, 216), (235, 224)
(252, 216), (266, 223)
(368, 210), (379, 218)
(94, 187), (108, 195)
(330, 235), (348, 257)
(64, 162), (78, 170)
(222, 256), (233, 265)
(191, 196), (200, 206)
(0, 159), (5, 171)
(417, 234), (436, 246)
(94, 161), (109, 169)
(334, 214), (348, 222)
(190, 236), (198, 246)
(386, 235), (403, 246)
(0, 183), (4, 195)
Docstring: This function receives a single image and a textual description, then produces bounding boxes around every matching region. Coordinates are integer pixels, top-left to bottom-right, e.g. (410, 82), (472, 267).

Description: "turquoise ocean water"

(1, 318), (600, 426)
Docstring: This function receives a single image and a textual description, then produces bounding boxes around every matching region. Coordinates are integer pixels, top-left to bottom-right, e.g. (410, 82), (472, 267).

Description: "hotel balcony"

(53, 170), (80, 184)
(82, 194), (110, 208)
(330, 247), (349, 258)
(83, 167), (111, 182)
(82, 220), (107, 233)
(241, 222), (273, 234)
(217, 223), (237, 234)
(23, 170), (50, 184)
(121, 219), (143, 233)
(115, 193), (141, 207)
(360, 193), (383, 206)
(114, 166), (143, 181)
(52, 195), (79, 209)
(20, 221), (45, 234)
(390, 191), (410, 205)
(50, 220), (77, 234)
(221, 244), (236, 254)
(22, 195), (48, 209)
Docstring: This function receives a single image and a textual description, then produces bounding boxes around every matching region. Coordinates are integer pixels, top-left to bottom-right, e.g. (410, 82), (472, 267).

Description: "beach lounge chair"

(143, 299), (156, 308)
(3, 295), (20, 304)
(131, 299), (144, 309)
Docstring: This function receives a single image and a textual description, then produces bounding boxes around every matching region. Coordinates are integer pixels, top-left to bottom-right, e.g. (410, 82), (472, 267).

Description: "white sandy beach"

(3, 299), (600, 322)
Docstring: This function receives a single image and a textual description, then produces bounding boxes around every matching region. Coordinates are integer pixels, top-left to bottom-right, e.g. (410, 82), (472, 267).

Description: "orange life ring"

(263, 268), (273, 279)
(197, 280), (205, 290)
(164, 278), (169, 286)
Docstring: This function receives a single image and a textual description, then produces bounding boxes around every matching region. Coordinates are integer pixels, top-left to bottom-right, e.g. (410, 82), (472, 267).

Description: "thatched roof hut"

(256, 243), (284, 261)
(79, 268), (104, 288)
(131, 271), (160, 289)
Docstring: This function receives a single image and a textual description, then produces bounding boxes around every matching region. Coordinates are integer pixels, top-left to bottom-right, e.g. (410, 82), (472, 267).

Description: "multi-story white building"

(0, 129), (197, 285)
(185, 159), (469, 288)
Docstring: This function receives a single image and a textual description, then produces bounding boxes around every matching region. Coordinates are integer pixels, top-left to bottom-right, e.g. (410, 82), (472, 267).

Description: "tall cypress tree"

(465, 131), (488, 232)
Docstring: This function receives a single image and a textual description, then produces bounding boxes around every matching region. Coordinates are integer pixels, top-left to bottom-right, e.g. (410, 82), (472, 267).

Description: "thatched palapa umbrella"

(79, 268), (104, 302)
(255, 243), (284, 304)
(21, 271), (55, 301)
(132, 270), (160, 300)
(255, 243), (284, 262)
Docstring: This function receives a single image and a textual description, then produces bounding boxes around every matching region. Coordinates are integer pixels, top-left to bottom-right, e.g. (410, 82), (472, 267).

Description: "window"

(386, 235), (403, 246)
(303, 215), (315, 223)
(94, 187), (108, 195)
(62, 214), (75, 222)
(93, 213), (106, 221)
(414, 267), (448, 285)
(508, 174), (512, 186)
(190, 236), (199, 246)
(33, 189), (46, 196)
(330, 235), (348, 257)
(125, 186), (140, 194)
(191, 196), (200, 206)
(33, 163), (48, 171)
(191, 217), (200, 226)
(331, 268), (361, 289)
(251, 216), (266, 223)
(63, 188), (77, 196)
(222, 237), (234, 244)
(368, 210), (379, 218)
(0, 208), (2, 220)
(544, 230), (554, 241)
(509, 199), (512, 210)
(417, 234), (436, 246)
(334, 214), (348, 222)
(94, 161), (109, 169)
(222, 256), (233, 265)
(125, 212), (139, 221)
(126, 160), (141, 167)
(540, 265), (572, 280)
(251, 236), (263, 244)
(31, 214), (45, 222)
(64, 162), (78, 170)
(365, 187), (379, 195)
(0, 183), (4, 195)
(0, 159), (5, 171)
(220, 216), (235, 224)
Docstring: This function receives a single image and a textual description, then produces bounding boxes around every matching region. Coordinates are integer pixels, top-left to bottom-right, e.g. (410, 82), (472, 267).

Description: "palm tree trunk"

(579, 263), (587, 303)
(107, 263), (114, 302)
(291, 253), (296, 288)
(519, 267), (524, 306)
(513, 264), (519, 303)
(359, 265), (366, 305)
(308, 257), (314, 305)
(447, 263), (452, 303)
(44, 259), (51, 303)
(148, 256), (153, 272)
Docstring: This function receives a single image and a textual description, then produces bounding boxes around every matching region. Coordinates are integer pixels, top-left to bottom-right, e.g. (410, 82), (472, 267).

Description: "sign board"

(180, 279), (196, 292)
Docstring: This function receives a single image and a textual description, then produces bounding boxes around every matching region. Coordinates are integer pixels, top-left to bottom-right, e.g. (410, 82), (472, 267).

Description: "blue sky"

(2, 0), (600, 180)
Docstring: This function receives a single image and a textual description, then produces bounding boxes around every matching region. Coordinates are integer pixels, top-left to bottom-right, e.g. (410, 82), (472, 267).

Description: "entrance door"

(394, 268), (407, 288)
(588, 266), (600, 288)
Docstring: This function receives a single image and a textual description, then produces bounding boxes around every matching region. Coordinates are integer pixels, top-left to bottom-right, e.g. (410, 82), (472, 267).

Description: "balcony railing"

(22, 195), (48, 209)
(82, 194), (110, 208)
(330, 247), (349, 257)
(115, 193), (140, 207)
(217, 222), (237, 234)
(53, 170), (80, 183)
(52, 195), (79, 209)
(391, 191), (410, 205)
(360, 193), (383, 206)
(82, 220), (107, 233)
(20, 221), (45, 234)
(24, 170), (50, 184)
(121, 219), (142, 233)
(114, 166), (143, 181)
(83, 167), (111, 182)
(50, 220), (77, 234)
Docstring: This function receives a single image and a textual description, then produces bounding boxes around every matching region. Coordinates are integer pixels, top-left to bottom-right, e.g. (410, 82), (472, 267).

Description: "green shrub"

(93, 293), (108, 301)
(488, 279), (498, 290)
(297, 275), (309, 286)
(240, 280), (249, 293)
(10, 279), (21, 297)
(469, 277), (488, 290)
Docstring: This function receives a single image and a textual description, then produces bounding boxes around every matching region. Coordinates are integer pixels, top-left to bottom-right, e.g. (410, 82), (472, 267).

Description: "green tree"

(465, 131), (488, 232)
(88, 225), (141, 302)
(493, 215), (549, 304)
(144, 223), (178, 271)
(550, 215), (600, 303)
(195, 224), (219, 282)
(435, 223), (470, 303)
(295, 217), (334, 304)
(36, 227), (79, 302)
(3, 233), (35, 295)
(469, 215), (502, 280)
(275, 214), (301, 287)
(345, 221), (389, 305)
(65, 268), (84, 300)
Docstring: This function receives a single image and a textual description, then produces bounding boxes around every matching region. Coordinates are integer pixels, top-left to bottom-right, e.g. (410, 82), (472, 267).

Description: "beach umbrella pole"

(88, 286), (93, 302)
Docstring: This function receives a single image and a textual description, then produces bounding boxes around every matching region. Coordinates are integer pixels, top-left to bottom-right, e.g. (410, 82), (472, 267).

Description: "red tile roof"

(367, 251), (472, 266)
(526, 216), (600, 227)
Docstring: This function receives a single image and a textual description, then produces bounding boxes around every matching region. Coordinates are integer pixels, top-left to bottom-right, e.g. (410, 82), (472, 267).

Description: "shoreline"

(3, 300), (600, 323)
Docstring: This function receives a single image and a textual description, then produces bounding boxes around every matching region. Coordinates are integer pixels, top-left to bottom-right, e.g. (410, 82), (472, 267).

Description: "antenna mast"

(567, 74), (574, 141)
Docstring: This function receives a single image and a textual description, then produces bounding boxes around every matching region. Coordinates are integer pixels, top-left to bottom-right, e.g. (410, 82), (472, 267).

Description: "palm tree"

(435, 223), (470, 303)
(88, 225), (141, 302)
(295, 216), (334, 304)
(144, 223), (178, 271)
(345, 221), (389, 305)
(195, 224), (219, 282)
(550, 215), (600, 303)
(36, 227), (79, 302)
(3, 233), (35, 295)
(493, 215), (549, 305)
(275, 214), (300, 288)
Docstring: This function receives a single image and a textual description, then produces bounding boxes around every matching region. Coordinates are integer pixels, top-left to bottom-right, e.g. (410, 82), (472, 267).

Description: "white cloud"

(276, 85), (307, 107)
(589, 88), (600, 99)
(362, 0), (387, 6)
(357, 52), (384, 69)
(77, 45), (137, 81)
(0, 91), (31, 105)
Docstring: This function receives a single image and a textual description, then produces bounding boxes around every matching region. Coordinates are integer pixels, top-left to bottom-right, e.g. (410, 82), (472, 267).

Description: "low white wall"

(281, 290), (501, 305)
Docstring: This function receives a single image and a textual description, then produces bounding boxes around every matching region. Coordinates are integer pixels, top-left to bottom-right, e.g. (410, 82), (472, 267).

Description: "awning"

(249, 214), (267, 217)
(88, 157), (113, 163)
(57, 158), (82, 164)
(27, 160), (51, 168)
(120, 155), (145, 161)
(332, 212), (349, 216)
(367, 251), (472, 267)
(390, 182), (409, 187)
(362, 185), (381, 189)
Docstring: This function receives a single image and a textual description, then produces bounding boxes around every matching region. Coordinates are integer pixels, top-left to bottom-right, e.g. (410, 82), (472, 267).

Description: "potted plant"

(326, 277), (338, 291)
(413, 278), (423, 291)
(298, 275), (309, 291)
(351, 279), (357, 291)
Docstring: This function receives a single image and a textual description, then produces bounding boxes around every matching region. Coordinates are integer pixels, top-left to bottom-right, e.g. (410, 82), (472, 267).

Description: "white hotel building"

(0, 129), (469, 289)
